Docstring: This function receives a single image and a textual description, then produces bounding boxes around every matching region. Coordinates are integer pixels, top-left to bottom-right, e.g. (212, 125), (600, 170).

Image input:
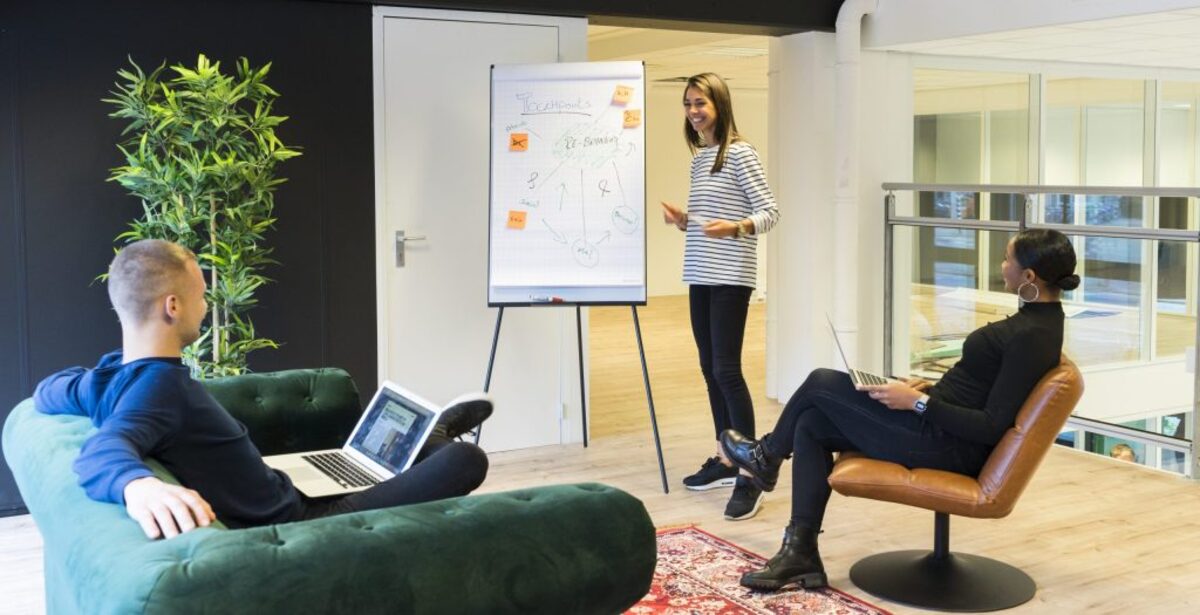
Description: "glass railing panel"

(1155, 197), (1197, 360)
(887, 187), (1198, 477)
(1156, 237), (1196, 360)
(1055, 419), (1191, 476)
(892, 226), (1019, 379)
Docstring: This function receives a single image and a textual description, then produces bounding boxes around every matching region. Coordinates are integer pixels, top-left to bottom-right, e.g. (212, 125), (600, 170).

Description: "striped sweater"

(683, 141), (780, 288)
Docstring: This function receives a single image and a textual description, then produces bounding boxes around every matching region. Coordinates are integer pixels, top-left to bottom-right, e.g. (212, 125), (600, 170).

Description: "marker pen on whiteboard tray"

(530, 295), (565, 303)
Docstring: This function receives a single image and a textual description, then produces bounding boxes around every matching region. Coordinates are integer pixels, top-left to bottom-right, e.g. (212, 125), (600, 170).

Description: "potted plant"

(105, 53), (301, 377)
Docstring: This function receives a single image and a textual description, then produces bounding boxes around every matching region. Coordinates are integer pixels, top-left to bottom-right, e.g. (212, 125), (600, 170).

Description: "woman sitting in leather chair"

(719, 228), (1079, 591)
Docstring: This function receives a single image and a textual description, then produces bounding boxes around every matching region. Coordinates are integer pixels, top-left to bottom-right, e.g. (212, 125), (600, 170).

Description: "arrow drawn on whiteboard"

(557, 183), (566, 211)
(536, 160), (566, 190)
(542, 219), (567, 244)
(595, 231), (611, 245)
(611, 160), (627, 206)
(625, 142), (636, 157)
(527, 127), (543, 141)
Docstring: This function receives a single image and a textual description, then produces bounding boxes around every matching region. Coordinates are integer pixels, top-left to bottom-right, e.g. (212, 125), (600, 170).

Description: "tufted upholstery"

(203, 367), (362, 455)
(828, 355), (1084, 517)
(3, 369), (657, 615)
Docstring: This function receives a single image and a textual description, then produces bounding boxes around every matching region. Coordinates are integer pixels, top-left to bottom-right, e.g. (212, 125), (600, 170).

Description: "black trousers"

(764, 369), (989, 530)
(689, 284), (756, 439)
(297, 434), (488, 520)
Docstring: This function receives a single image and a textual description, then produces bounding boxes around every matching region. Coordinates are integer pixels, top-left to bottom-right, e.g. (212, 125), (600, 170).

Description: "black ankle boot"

(740, 522), (828, 591)
(719, 430), (782, 492)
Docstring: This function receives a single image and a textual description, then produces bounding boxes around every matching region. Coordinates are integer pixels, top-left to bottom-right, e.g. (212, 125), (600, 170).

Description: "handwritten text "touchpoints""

(517, 92), (593, 116)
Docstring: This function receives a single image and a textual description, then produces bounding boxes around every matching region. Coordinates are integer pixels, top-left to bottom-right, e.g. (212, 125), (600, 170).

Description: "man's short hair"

(107, 239), (197, 323)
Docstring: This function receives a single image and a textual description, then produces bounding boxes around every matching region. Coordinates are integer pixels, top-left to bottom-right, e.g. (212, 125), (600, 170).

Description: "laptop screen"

(349, 387), (437, 473)
(826, 313), (852, 371)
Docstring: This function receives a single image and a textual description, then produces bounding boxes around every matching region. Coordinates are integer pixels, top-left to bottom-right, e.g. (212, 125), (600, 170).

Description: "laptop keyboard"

(852, 369), (889, 386)
(302, 452), (381, 488)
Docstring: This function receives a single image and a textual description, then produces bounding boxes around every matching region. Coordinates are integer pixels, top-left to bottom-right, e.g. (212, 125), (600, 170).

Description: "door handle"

(395, 230), (427, 267)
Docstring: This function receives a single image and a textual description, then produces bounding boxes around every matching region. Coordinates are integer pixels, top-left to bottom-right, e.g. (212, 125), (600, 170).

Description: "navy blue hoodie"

(34, 351), (300, 528)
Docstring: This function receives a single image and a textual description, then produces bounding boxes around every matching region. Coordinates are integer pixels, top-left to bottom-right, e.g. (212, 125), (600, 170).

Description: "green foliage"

(106, 54), (300, 378)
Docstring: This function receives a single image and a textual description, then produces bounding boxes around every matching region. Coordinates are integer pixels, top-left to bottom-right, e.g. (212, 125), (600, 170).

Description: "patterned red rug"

(628, 526), (890, 615)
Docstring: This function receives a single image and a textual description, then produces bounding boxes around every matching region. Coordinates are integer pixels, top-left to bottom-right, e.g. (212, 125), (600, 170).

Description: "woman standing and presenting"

(662, 73), (779, 520)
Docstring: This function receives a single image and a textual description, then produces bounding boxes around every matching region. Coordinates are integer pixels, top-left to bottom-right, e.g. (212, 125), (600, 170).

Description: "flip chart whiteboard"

(488, 61), (646, 306)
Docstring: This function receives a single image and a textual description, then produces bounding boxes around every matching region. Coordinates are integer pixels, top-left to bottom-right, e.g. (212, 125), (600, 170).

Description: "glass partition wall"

(897, 69), (1200, 477)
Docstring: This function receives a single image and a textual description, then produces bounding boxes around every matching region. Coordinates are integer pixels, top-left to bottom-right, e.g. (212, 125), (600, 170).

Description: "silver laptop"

(825, 314), (891, 387)
(263, 381), (442, 498)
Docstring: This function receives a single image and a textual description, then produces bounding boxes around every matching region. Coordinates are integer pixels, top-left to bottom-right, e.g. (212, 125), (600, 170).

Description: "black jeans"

(296, 434), (489, 520)
(763, 369), (989, 530)
(689, 284), (756, 440)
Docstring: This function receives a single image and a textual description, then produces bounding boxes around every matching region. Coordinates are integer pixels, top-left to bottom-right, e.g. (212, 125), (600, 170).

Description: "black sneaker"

(724, 477), (764, 521)
(682, 456), (738, 491)
(435, 393), (493, 440)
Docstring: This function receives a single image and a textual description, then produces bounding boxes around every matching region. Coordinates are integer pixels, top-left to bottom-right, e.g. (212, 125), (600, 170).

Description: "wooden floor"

(3, 294), (1200, 613)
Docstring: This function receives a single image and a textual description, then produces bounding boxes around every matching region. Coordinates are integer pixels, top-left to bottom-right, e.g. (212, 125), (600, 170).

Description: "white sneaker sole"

(724, 491), (765, 521)
(443, 391), (494, 408)
(683, 477), (738, 491)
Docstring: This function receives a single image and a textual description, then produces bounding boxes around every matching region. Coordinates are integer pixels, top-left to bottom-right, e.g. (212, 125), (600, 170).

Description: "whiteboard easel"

(478, 62), (667, 493)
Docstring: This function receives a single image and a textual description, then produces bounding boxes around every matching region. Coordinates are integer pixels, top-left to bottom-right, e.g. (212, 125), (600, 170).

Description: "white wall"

(766, 33), (835, 399)
(858, 50), (916, 376)
(864, 0), (1200, 48)
(765, 33), (913, 400)
(646, 82), (770, 297)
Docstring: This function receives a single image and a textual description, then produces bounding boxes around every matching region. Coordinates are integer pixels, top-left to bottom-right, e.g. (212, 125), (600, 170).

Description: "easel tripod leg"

(577, 306), (589, 448)
(633, 306), (669, 494)
(476, 306), (504, 445)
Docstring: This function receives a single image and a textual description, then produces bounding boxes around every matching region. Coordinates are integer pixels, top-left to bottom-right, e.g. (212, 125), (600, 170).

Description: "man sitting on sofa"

(33, 239), (492, 540)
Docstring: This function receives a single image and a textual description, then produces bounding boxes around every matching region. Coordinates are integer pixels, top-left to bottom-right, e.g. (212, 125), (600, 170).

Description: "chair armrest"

(202, 368), (362, 454)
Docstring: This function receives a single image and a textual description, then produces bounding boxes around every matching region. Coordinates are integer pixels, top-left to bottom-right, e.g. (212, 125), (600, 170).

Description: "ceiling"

(591, 8), (1200, 93)
(875, 8), (1200, 70)
(588, 25), (770, 90)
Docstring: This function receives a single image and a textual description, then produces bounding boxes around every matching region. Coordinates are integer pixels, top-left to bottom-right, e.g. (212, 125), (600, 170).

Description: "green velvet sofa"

(3, 368), (656, 614)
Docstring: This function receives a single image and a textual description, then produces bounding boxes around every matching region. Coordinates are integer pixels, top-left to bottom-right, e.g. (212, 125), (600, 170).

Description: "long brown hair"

(683, 72), (741, 174)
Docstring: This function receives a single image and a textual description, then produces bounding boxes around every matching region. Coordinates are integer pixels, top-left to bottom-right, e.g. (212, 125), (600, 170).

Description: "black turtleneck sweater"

(925, 301), (1065, 447)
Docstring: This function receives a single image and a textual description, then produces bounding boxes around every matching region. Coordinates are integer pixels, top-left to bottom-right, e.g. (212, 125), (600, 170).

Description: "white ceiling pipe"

(833, 0), (878, 365)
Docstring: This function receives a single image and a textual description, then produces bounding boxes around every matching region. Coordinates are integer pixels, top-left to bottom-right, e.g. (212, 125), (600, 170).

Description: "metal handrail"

(883, 182), (1200, 198)
(887, 216), (1200, 242)
(883, 183), (1200, 478)
(1065, 416), (1191, 455)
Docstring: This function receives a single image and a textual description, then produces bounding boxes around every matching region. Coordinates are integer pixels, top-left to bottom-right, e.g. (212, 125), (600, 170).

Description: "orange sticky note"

(612, 85), (633, 105)
(509, 132), (529, 151)
(506, 210), (527, 230)
(623, 109), (641, 128)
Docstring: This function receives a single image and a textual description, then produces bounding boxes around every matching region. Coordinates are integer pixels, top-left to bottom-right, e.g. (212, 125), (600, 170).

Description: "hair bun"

(1056, 274), (1081, 291)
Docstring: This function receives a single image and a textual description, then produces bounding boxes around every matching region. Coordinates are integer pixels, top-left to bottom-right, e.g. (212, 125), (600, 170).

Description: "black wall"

(0, 0), (841, 515)
(0, 0), (377, 515)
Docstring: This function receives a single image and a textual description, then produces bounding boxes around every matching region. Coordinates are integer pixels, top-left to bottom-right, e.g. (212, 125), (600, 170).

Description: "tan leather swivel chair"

(828, 356), (1083, 612)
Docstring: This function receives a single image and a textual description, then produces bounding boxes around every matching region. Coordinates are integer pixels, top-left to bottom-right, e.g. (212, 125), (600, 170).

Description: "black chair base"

(849, 549), (1036, 612)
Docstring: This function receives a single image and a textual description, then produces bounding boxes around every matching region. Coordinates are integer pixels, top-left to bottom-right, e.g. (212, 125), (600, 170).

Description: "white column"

(766, 32), (837, 399)
(766, 34), (914, 399)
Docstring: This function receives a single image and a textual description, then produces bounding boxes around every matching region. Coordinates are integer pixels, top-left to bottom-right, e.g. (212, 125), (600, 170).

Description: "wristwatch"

(736, 220), (750, 238)
(913, 395), (930, 415)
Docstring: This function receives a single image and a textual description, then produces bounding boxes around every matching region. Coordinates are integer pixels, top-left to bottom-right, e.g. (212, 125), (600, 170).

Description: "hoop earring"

(1018, 281), (1039, 303)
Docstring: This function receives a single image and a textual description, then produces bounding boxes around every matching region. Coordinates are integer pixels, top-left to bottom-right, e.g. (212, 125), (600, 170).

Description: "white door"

(374, 9), (588, 451)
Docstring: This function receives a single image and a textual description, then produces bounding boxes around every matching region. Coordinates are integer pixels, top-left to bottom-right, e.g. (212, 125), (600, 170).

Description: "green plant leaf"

(106, 53), (298, 375)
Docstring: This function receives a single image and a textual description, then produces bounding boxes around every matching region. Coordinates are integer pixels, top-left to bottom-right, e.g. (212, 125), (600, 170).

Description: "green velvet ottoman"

(3, 368), (656, 614)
